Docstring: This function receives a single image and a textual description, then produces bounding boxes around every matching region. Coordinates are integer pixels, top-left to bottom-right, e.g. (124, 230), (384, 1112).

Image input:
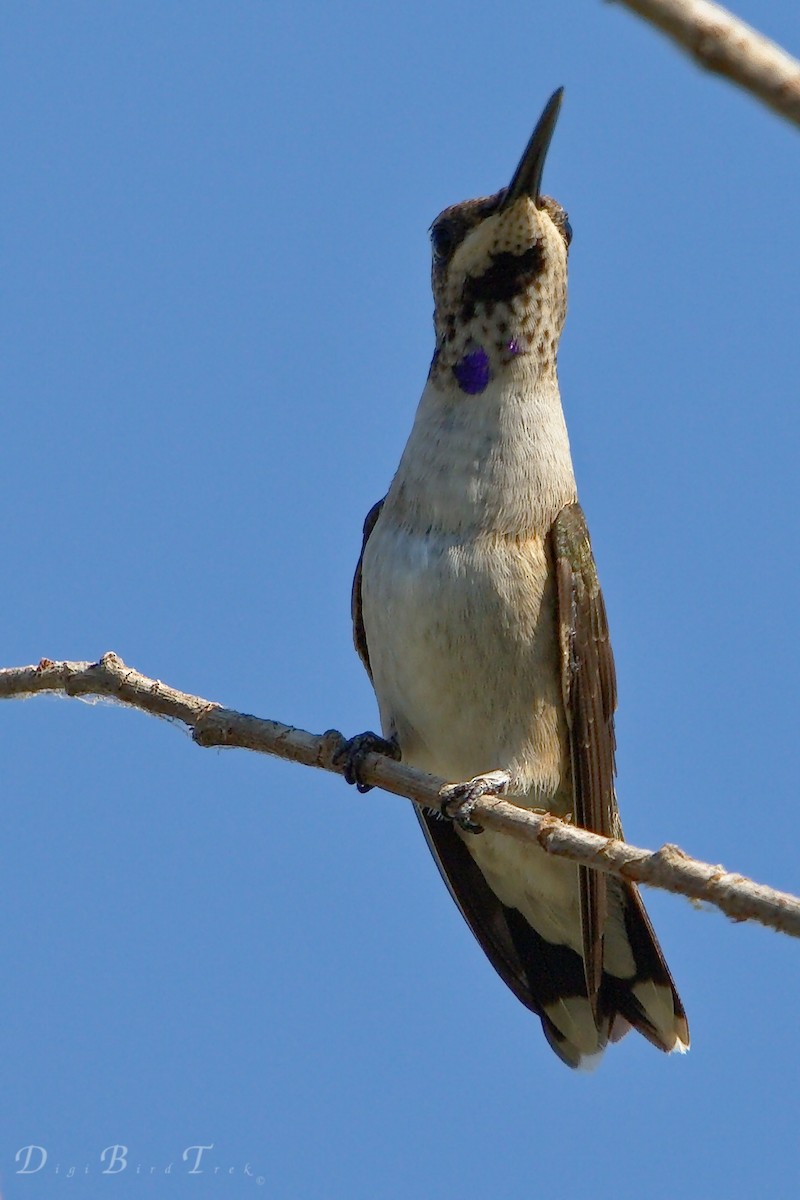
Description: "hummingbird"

(338, 89), (689, 1067)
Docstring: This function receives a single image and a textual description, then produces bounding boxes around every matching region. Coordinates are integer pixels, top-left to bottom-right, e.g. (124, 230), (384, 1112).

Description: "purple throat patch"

(453, 346), (490, 395)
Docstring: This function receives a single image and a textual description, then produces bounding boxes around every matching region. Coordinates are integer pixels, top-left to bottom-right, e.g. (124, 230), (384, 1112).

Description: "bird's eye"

(431, 222), (457, 263)
(562, 216), (573, 247)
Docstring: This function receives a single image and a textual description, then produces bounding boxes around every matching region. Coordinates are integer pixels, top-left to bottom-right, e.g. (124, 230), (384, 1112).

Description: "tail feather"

(417, 810), (688, 1067)
(603, 878), (689, 1053)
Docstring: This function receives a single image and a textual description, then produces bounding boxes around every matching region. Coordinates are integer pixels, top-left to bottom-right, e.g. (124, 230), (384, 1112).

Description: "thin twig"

(609, 0), (800, 127)
(2, 652), (799, 938)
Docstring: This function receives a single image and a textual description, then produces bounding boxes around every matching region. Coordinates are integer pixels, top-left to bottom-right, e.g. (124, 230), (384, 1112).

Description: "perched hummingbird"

(339, 89), (689, 1067)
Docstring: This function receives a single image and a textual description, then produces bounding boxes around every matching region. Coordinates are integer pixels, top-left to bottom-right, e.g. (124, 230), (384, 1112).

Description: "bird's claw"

(333, 731), (401, 793)
(438, 769), (511, 835)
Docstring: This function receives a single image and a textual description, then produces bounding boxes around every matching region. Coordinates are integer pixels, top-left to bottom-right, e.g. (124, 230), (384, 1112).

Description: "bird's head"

(428, 89), (571, 396)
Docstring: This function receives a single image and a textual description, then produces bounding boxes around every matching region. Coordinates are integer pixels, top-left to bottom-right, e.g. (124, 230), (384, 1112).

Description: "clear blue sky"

(4, 2), (800, 1197)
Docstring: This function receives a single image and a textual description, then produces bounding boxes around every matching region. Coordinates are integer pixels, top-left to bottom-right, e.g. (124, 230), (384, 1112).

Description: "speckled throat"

(428, 191), (571, 398)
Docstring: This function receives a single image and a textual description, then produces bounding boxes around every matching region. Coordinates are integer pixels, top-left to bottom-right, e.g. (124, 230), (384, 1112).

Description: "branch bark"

(3, 652), (799, 939)
(609, 0), (800, 127)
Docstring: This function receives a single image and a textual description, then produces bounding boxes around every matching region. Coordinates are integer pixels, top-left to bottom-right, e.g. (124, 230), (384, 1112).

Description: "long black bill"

(501, 87), (564, 212)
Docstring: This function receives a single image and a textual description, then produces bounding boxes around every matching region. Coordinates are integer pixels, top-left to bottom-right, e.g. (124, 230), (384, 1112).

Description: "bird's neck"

(384, 367), (577, 539)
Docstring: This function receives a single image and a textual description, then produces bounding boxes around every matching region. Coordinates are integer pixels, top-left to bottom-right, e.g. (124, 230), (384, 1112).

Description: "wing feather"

(551, 502), (618, 1007)
(351, 498), (385, 680)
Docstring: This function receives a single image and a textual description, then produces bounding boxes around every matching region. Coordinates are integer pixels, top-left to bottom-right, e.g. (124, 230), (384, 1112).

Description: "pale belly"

(361, 516), (599, 953)
(361, 518), (570, 805)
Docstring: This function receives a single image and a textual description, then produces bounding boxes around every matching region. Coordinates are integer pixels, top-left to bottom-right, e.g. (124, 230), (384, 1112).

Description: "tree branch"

(609, 0), (800, 127)
(3, 652), (799, 939)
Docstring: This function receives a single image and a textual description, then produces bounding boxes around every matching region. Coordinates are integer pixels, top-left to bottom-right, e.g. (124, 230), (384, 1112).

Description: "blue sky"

(4, 2), (800, 1197)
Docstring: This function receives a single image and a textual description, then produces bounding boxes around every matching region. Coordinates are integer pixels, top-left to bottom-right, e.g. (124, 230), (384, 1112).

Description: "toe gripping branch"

(438, 770), (512, 835)
(333, 731), (401, 793)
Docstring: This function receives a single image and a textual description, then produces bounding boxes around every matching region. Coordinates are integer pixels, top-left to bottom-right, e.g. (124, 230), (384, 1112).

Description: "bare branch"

(610, 0), (800, 127)
(3, 652), (799, 939)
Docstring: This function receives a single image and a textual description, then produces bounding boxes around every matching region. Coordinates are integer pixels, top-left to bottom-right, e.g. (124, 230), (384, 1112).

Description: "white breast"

(361, 368), (576, 794)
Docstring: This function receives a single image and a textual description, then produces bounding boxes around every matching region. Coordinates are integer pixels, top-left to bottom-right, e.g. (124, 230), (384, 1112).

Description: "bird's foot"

(333, 731), (401, 793)
(438, 769), (511, 835)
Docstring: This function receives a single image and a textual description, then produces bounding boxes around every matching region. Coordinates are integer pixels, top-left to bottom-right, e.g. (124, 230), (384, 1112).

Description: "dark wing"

(551, 501), (618, 1007)
(352, 498), (385, 680)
